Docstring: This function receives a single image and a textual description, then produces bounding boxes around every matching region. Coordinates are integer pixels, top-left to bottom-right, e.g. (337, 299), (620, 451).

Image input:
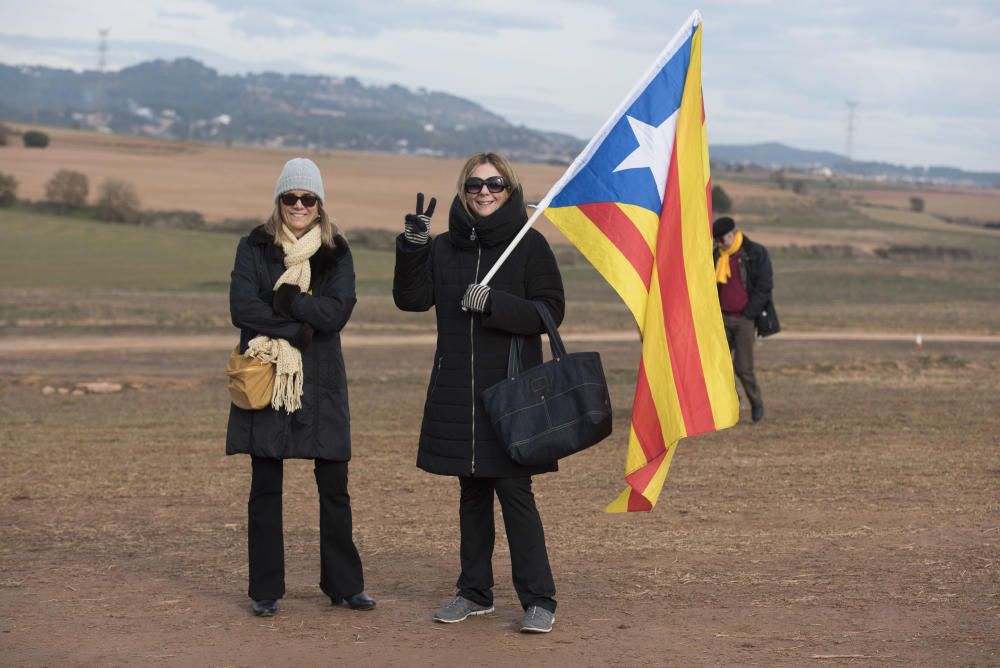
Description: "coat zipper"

(470, 242), (482, 475)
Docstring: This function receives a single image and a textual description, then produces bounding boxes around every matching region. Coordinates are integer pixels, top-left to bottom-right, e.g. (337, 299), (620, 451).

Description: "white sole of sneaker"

(433, 607), (495, 623)
(520, 625), (553, 633)
(520, 614), (555, 633)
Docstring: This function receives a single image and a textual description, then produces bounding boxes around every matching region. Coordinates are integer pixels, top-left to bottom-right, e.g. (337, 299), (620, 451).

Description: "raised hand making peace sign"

(403, 192), (437, 245)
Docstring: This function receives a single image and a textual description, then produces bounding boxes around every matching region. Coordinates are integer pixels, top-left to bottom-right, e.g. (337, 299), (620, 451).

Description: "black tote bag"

(480, 302), (613, 466)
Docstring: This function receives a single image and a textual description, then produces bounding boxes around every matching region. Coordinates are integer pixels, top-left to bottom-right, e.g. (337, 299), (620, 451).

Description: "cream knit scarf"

(246, 224), (322, 412)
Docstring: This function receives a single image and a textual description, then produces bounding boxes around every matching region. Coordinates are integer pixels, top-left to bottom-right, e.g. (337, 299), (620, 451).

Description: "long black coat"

(226, 225), (356, 460)
(393, 188), (565, 478)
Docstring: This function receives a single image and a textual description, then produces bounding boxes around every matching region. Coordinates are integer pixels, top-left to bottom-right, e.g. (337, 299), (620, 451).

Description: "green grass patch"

(0, 208), (235, 290)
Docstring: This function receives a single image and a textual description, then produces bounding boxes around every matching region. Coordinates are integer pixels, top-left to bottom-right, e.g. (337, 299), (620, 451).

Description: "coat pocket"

(426, 355), (444, 402)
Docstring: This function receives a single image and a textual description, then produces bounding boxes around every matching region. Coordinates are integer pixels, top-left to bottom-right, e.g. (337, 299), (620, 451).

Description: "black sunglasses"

(464, 176), (508, 194)
(279, 192), (319, 207)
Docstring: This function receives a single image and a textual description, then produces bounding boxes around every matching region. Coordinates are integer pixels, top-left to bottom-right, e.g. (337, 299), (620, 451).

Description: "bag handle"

(504, 302), (565, 379)
(506, 334), (524, 378)
(534, 301), (567, 360)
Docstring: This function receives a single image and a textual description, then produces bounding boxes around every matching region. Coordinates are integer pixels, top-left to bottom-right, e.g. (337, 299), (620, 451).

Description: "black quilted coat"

(226, 225), (356, 460)
(393, 188), (565, 477)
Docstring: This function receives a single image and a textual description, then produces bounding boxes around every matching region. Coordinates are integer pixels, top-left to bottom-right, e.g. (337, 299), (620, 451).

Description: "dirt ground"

(1, 332), (998, 667)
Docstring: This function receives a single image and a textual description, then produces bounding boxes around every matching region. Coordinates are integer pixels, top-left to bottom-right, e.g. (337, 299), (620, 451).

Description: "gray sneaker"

(433, 595), (495, 623)
(519, 605), (555, 633)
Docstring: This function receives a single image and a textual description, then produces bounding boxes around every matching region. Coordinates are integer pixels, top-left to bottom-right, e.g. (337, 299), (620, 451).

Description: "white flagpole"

(477, 9), (703, 287)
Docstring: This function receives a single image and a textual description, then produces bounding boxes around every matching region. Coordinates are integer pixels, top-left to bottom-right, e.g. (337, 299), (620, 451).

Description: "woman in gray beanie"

(226, 157), (375, 617)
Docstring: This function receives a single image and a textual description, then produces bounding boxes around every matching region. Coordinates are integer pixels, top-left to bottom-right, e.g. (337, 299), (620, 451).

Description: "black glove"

(273, 283), (301, 318)
(403, 192), (436, 245)
(461, 283), (491, 313)
(289, 323), (315, 350)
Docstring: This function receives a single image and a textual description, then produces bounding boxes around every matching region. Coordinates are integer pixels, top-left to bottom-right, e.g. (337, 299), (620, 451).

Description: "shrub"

(770, 170), (786, 190)
(214, 218), (261, 234)
(792, 179), (807, 194)
(0, 123), (12, 146)
(0, 172), (17, 207)
(45, 170), (89, 208)
(909, 196), (925, 212)
(711, 185), (732, 214)
(96, 179), (141, 223)
(345, 227), (397, 250)
(23, 130), (50, 148)
(141, 209), (206, 229)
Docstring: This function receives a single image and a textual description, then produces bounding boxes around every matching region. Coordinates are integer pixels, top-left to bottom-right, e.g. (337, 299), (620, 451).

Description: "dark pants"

(723, 312), (763, 409)
(247, 456), (364, 601)
(456, 476), (556, 613)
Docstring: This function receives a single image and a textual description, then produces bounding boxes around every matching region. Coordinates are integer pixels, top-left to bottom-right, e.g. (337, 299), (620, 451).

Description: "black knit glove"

(461, 283), (491, 313)
(403, 192), (436, 245)
(273, 283), (301, 318)
(289, 323), (314, 350)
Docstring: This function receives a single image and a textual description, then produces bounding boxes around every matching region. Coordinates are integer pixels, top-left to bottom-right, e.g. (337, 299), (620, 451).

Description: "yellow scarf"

(715, 230), (743, 284)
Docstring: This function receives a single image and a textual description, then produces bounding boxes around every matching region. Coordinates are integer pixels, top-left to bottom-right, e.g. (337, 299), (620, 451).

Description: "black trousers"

(456, 476), (556, 613)
(247, 456), (364, 601)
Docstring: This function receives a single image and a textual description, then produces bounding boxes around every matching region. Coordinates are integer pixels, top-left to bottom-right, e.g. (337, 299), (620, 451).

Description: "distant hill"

(1, 58), (996, 185)
(0, 59), (583, 162)
(711, 141), (1000, 188)
(711, 142), (845, 169)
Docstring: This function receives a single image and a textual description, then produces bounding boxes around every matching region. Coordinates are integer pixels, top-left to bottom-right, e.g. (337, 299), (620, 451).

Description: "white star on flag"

(612, 112), (678, 203)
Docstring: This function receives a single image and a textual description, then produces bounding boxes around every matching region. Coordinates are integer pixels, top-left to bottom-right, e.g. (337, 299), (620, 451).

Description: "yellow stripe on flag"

(641, 266), (687, 441)
(546, 206), (650, 330)
(605, 427), (678, 513)
(675, 25), (739, 430)
(616, 203), (659, 252)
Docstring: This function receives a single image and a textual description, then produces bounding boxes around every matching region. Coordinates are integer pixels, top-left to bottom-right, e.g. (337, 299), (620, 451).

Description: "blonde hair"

(264, 200), (339, 247)
(456, 152), (523, 217)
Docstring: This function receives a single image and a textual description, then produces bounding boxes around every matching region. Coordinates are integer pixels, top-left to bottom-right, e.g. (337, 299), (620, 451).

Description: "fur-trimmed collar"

(247, 224), (349, 275)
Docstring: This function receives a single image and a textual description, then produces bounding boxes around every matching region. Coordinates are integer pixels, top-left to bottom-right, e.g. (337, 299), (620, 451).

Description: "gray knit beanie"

(274, 158), (325, 205)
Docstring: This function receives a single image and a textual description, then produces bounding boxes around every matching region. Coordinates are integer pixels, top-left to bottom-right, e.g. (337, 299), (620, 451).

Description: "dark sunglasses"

(279, 192), (319, 207)
(464, 176), (508, 194)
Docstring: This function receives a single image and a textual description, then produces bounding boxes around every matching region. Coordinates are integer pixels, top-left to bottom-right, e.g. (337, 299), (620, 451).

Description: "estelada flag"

(542, 11), (739, 512)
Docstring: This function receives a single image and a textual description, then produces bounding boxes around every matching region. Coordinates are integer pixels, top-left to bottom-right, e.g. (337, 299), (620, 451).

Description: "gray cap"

(274, 158), (325, 205)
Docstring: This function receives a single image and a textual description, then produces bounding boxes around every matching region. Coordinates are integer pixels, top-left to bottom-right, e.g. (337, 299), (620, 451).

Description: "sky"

(1, 0), (998, 172)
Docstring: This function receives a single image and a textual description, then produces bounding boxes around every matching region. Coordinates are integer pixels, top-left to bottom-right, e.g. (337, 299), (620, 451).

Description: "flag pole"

(478, 196), (552, 286)
(477, 9), (703, 287)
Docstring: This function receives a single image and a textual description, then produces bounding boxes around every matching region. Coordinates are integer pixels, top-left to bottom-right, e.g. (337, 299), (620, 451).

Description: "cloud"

(0, 0), (997, 170)
(201, 0), (558, 38)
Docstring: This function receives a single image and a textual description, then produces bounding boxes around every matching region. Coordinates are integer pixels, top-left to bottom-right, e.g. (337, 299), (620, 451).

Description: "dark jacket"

(226, 225), (356, 460)
(393, 188), (565, 478)
(714, 234), (773, 319)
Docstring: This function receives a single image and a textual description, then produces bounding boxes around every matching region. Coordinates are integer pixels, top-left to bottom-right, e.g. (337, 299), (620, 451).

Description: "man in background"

(712, 216), (773, 423)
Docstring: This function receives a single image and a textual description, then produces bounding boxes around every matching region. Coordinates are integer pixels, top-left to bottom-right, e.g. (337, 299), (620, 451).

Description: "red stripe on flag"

(627, 489), (653, 512)
(706, 176), (713, 223)
(656, 146), (716, 435)
(625, 449), (667, 494)
(578, 202), (654, 290)
(631, 361), (665, 464)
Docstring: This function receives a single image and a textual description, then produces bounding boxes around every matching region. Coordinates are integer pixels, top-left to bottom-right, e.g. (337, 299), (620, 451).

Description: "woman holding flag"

(393, 152), (565, 633)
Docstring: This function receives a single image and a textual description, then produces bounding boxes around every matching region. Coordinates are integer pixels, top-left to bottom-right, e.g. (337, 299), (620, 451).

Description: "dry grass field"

(1, 127), (999, 666)
(0, 124), (567, 238)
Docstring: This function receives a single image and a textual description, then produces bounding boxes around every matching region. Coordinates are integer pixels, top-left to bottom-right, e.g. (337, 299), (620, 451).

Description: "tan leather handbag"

(226, 346), (275, 410)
